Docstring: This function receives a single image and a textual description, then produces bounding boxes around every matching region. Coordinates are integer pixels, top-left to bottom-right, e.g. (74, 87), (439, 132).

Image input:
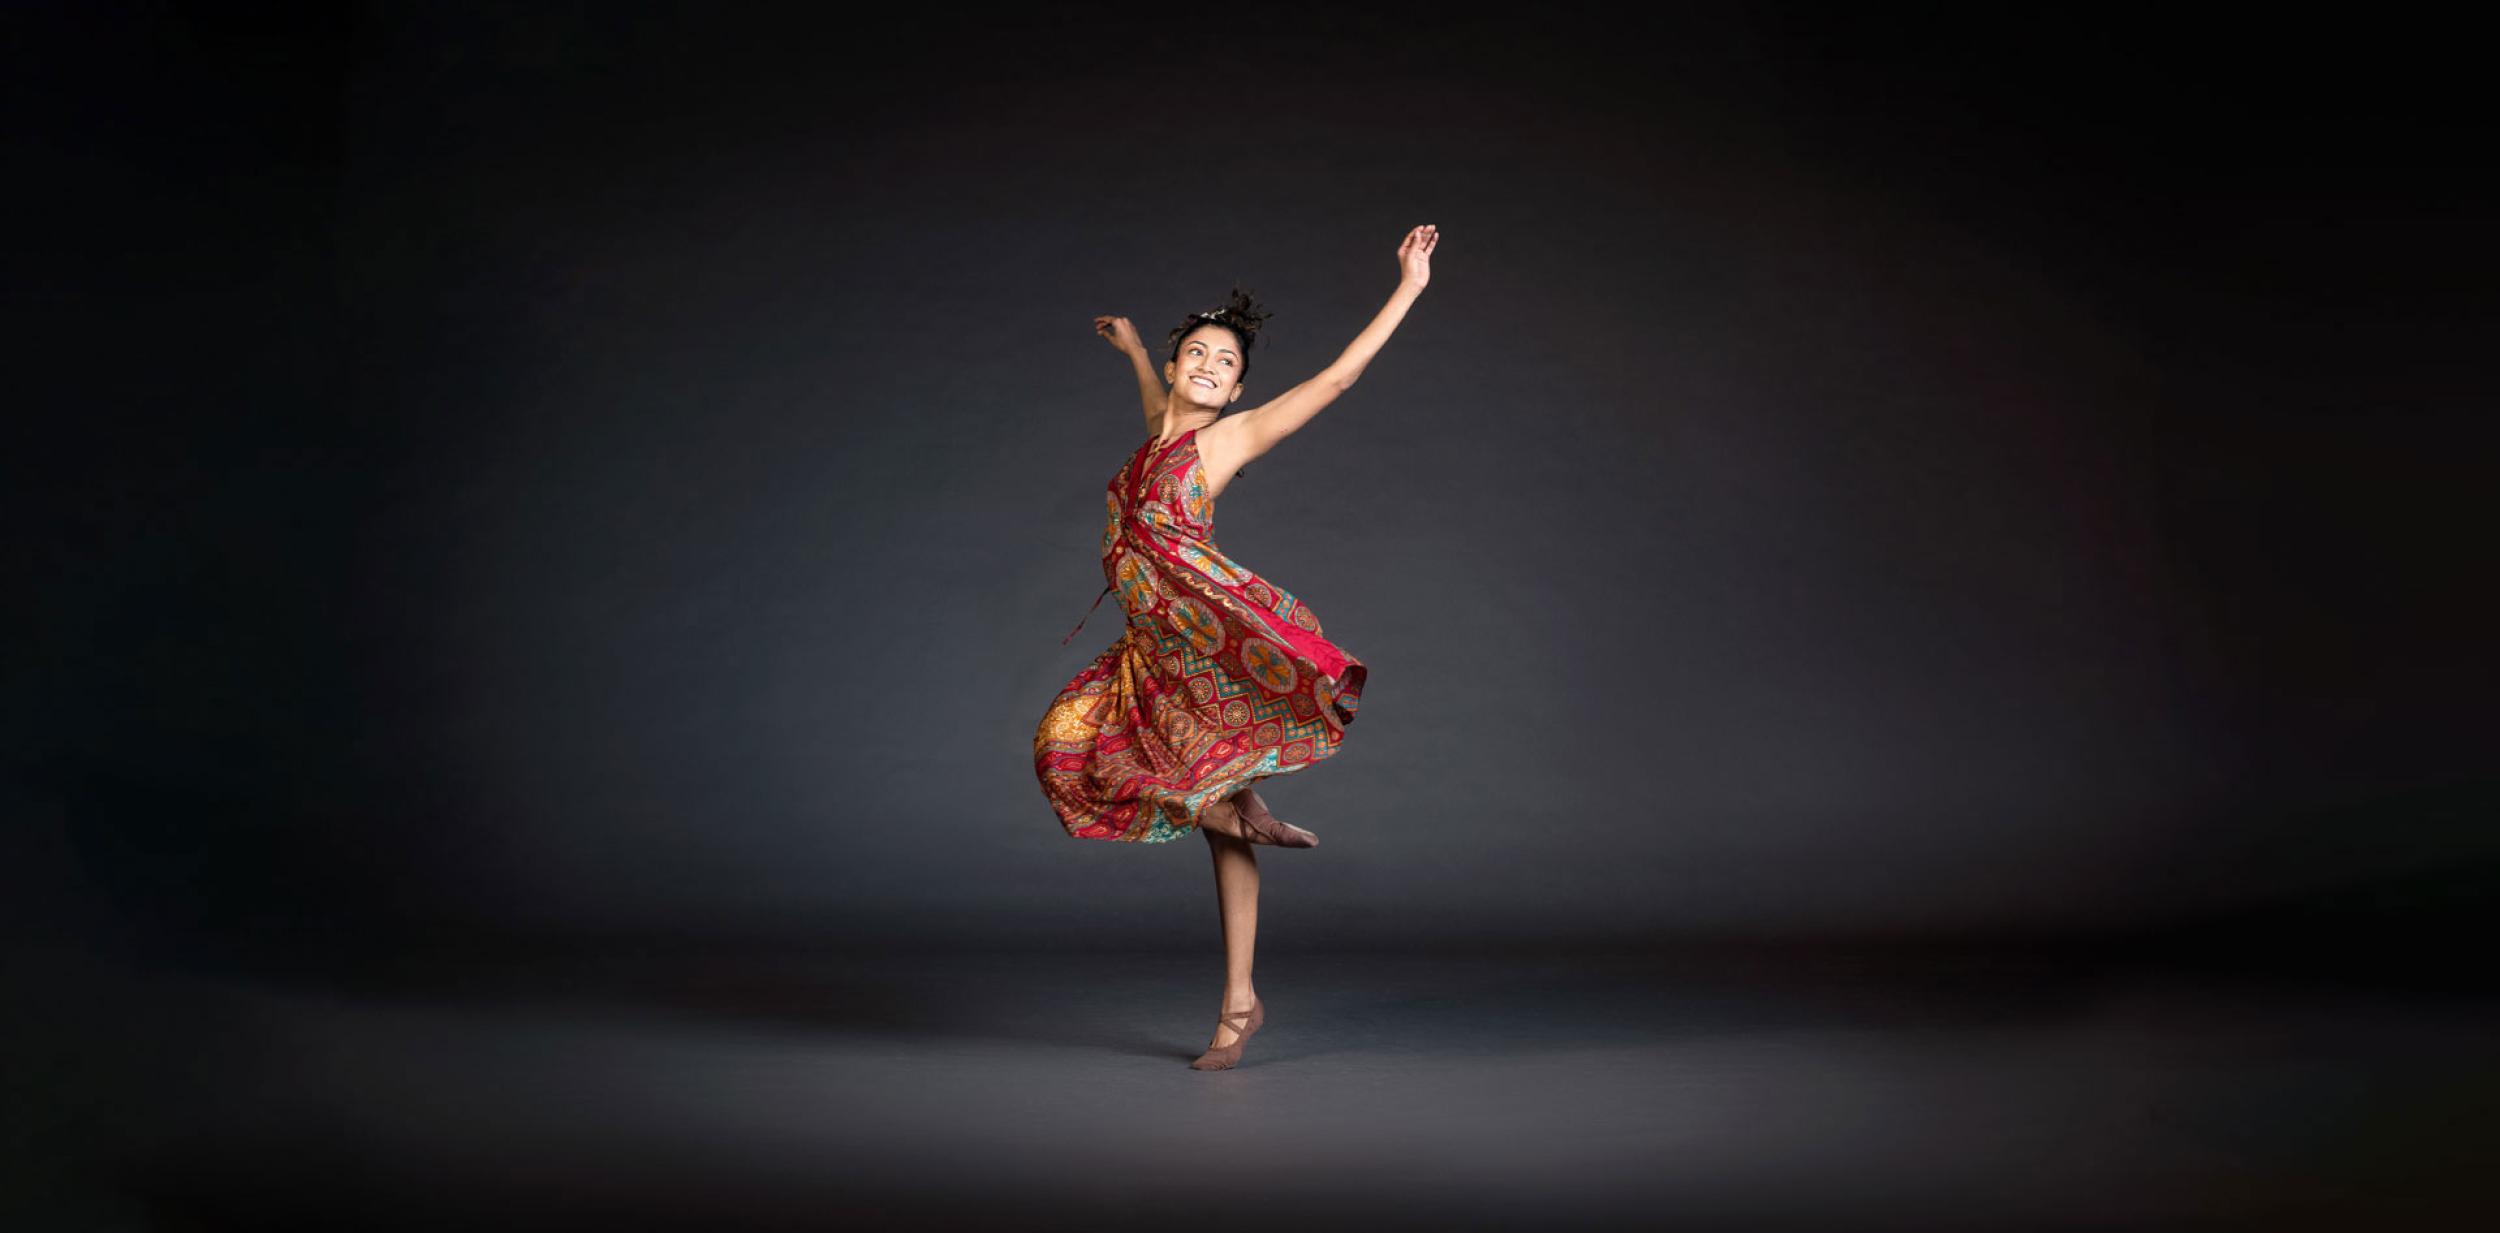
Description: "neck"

(1157, 398), (1221, 436)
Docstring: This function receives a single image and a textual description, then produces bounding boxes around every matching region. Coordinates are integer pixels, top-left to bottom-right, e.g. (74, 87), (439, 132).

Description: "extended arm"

(1238, 225), (1437, 452)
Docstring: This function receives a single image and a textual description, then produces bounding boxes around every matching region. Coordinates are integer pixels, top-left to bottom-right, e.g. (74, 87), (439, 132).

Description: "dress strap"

(1061, 582), (1114, 645)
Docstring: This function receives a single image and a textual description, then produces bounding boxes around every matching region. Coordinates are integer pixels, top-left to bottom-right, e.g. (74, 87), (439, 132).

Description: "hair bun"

(1198, 285), (1270, 338)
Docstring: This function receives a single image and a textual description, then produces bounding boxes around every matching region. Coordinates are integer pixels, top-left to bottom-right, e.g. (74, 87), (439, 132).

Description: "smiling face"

(1164, 324), (1247, 412)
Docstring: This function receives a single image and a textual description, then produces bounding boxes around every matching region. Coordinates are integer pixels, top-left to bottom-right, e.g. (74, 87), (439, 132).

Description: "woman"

(1032, 223), (1438, 1070)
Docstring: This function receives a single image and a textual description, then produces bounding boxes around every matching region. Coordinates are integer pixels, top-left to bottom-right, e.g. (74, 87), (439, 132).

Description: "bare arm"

(1094, 315), (1165, 432)
(1125, 350), (1165, 428)
(1236, 225), (1437, 457)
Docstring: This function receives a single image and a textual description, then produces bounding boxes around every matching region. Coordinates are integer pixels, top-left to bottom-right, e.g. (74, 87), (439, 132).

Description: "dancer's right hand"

(1094, 314), (1144, 357)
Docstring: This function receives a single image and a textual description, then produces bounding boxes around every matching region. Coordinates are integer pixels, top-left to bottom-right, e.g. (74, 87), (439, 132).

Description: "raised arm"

(1235, 225), (1437, 457)
(1094, 315), (1166, 433)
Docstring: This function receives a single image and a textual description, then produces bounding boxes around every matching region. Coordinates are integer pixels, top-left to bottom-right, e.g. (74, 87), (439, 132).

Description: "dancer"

(1032, 224), (1438, 1069)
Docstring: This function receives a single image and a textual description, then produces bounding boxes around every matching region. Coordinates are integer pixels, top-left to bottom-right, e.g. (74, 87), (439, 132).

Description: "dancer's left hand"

(1397, 224), (1438, 290)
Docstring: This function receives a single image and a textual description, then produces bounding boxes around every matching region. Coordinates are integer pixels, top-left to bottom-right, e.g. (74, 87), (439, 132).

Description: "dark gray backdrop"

(15, 6), (2489, 959)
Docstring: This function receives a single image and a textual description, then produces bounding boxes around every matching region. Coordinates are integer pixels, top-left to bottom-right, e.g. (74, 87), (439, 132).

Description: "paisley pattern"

(1034, 428), (1368, 842)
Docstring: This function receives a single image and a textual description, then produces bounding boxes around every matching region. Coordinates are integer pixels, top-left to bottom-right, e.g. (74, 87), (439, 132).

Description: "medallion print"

(1238, 635), (1299, 694)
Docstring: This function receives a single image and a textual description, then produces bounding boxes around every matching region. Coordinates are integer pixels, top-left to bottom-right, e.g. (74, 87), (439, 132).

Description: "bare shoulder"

(1195, 416), (1260, 502)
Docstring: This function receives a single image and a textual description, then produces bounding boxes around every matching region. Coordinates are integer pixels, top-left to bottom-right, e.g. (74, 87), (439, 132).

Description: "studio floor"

(11, 942), (2492, 1231)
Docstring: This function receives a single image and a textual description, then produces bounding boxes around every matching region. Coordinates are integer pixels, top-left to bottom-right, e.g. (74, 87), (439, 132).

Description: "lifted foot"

(1230, 788), (1318, 848)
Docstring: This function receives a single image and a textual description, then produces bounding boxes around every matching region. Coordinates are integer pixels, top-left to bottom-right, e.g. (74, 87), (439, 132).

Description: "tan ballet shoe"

(1189, 996), (1265, 1070)
(1230, 789), (1318, 848)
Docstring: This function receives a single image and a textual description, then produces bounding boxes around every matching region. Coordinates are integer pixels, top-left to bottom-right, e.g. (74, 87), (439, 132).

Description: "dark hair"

(1165, 286), (1271, 390)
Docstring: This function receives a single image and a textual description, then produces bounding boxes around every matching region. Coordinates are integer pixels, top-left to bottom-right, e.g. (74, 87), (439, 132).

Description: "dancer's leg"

(1201, 816), (1260, 1050)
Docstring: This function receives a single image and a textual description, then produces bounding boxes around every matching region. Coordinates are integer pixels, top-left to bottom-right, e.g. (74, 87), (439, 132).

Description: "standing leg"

(1196, 804), (1262, 1062)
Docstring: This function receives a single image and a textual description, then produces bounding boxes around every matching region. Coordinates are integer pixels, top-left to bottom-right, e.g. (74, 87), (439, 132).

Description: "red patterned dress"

(1034, 427), (1367, 842)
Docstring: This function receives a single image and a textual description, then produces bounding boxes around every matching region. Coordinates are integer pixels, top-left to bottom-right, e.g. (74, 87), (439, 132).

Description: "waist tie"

(1061, 582), (1114, 645)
